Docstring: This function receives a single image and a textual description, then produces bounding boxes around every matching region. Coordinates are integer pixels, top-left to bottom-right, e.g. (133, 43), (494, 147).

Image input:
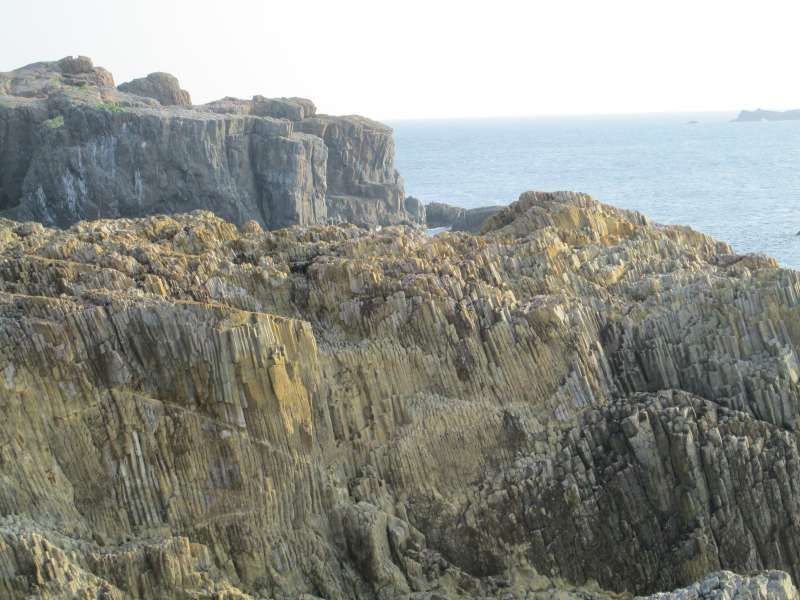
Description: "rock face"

(2, 190), (800, 598)
(404, 195), (426, 223)
(733, 108), (800, 122)
(295, 115), (408, 226)
(0, 56), (416, 229)
(451, 204), (504, 232)
(425, 201), (465, 228)
(424, 201), (504, 232)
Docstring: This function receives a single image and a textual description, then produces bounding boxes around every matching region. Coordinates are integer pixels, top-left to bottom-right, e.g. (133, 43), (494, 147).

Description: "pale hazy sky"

(3, 0), (800, 119)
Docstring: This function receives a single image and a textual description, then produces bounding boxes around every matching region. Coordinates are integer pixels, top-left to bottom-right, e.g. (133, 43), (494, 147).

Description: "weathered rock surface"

(425, 201), (465, 228)
(295, 115), (410, 226)
(117, 72), (192, 106)
(452, 205), (505, 233)
(424, 201), (504, 232)
(404, 196), (426, 223)
(640, 571), (799, 599)
(0, 56), (417, 229)
(2, 190), (800, 598)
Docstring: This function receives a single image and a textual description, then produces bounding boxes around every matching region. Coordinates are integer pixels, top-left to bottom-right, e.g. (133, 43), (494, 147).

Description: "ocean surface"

(390, 113), (800, 269)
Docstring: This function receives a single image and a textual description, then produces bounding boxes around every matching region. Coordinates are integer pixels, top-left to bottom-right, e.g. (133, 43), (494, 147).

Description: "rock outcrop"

(452, 204), (504, 232)
(733, 108), (800, 122)
(0, 56), (416, 229)
(2, 190), (800, 597)
(641, 571), (799, 599)
(424, 201), (504, 232)
(404, 195), (426, 223)
(425, 201), (465, 228)
(117, 72), (192, 106)
(295, 115), (408, 226)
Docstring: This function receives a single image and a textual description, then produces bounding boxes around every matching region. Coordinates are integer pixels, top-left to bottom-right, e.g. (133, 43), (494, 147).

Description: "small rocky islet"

(733, 108), (800, 122)
(0, 57), (799, 599)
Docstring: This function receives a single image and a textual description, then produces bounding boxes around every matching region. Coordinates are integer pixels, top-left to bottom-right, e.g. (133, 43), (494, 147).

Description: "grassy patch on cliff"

(95, 101), (127, 113)
(43, 115), (65, 129)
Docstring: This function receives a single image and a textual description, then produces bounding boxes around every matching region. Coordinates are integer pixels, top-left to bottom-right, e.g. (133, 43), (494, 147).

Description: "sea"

(390, 113), (800, 269)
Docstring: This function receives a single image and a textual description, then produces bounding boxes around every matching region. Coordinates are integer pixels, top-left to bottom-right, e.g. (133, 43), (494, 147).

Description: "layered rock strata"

(0, 56), (415, 229)
(1, 190), (800, 598)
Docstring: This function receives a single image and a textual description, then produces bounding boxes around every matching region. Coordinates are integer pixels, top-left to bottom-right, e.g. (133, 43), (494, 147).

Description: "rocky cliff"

(0, 56), (416, 229)
(2, 190), (800, 598)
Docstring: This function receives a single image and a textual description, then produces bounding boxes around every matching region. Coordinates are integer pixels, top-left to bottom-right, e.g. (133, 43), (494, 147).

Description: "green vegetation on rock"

(95, 101), (126, 113)
(42, 115), (64, 129)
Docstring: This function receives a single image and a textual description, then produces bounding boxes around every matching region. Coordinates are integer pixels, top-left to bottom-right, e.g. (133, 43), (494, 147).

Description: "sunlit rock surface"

(1, 190), (799, 598)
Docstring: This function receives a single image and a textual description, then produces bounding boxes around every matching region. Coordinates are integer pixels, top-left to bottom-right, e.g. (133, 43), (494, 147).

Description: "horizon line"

(379, 108), (756, 122)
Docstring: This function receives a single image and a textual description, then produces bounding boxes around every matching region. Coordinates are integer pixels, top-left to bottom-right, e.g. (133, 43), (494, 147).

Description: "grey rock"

(0, 98), (325, 229)
(451, 205), (504, 233)
(199, 95), (317, 121)
(404, 195), (426, 223)
(425, 201), (465, 228)
(199, 96), (254, 115)
(117, 72), (192, 106)
(0, 56), (416, 229)
(296, 114), (413, 226)
(252, 95), (316, 120)
(640, 570), (799, 599)
(423, 201), (503, 232)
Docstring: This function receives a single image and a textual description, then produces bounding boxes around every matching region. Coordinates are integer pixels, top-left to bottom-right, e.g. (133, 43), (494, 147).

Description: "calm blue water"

(390, 113), (800, 269)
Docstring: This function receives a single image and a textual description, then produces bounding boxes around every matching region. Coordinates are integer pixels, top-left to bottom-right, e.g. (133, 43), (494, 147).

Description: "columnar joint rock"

(1, 184), (799, 594)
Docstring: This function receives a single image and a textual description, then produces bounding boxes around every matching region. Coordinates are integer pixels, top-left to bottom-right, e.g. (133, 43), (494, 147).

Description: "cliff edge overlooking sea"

(0, 56), (417, 229)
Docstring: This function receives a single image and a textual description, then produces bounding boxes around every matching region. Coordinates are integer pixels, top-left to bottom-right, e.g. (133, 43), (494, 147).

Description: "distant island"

(733, 108), (800, 122)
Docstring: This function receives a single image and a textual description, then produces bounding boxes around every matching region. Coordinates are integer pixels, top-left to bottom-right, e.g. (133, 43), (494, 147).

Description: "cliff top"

(0, 54), (407, 230)
(0, 56), (393, 132)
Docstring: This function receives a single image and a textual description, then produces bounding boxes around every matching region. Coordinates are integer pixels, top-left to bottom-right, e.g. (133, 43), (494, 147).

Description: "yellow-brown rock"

(1, 191), (800, 598)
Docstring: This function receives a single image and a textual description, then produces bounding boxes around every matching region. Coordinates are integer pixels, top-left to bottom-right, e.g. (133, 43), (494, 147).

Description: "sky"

(3, 0), (800, 120)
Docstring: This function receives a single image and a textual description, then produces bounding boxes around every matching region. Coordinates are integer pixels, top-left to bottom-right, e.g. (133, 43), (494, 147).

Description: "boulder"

(404, 195), (426, 222)
(423, 201), (504, 232)
(251, 95), (316, 120)
(452, 205), (504, 233)
(117, 72), (192, 106)
(425, 201), (465, 228)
